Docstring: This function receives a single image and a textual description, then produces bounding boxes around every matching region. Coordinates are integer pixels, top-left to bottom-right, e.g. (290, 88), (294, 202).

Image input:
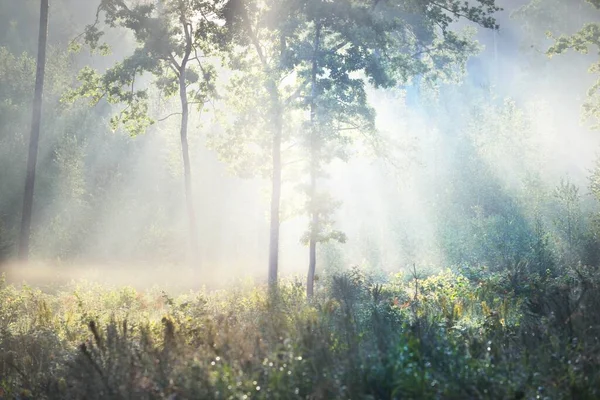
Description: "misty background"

(1, 0), (599, 288)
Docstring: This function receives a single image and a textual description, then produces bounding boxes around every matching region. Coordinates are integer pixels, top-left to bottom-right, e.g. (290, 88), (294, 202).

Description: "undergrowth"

(0, 264), (599, 399)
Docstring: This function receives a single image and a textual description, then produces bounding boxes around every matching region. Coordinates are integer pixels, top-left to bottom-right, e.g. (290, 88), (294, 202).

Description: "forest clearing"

(2, 0), (600, 398)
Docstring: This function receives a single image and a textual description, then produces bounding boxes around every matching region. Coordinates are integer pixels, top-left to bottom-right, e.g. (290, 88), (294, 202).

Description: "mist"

(1, 0), (600, 289)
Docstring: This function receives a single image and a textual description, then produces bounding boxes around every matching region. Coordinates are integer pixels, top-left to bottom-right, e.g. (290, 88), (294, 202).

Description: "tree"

(68, 0), (225, 266)
(546, 0), (600, 128)
(218, 0), (306, 288)
(219, 0), (498, 295)
(18, 0), (49, 261)
(294, 0), (500, 297)
(546, 0), (600, 267)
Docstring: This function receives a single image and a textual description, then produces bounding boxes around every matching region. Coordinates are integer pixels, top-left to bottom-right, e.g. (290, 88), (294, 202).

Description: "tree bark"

(307, 22), (321, 298)
(18, 0), (49, 261)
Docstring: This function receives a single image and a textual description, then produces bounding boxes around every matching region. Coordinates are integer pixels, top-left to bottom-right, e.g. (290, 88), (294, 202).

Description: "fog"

(1, 0), (600, 289)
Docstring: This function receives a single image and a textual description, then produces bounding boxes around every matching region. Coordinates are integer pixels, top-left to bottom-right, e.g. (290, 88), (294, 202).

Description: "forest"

(2, 0), (600, 398)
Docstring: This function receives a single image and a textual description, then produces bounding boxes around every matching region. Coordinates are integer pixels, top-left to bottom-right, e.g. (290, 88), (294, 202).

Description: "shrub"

(0, 266), (599, 399)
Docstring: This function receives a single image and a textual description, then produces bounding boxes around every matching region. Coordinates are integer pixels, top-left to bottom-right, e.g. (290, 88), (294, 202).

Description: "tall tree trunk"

(179, 22), (199, 267)
(307, 23), (321, 298)
(18, 0), (49, 261)
(242, 6), (284, 288)
(307, 171), (318, 297)
(268, 91), (282, 287)
(179, 68), (199, 266)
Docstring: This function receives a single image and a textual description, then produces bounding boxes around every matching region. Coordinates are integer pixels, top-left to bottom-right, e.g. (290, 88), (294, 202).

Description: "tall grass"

(0, 265), (599, 399)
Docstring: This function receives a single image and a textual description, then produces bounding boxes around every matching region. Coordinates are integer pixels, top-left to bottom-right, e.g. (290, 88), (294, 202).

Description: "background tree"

(218, 0), (308, 287)
(0, 5), (103, 262)
(18, 0), (49, 261)
(546, 0), (600, 128)
(293, 0), (500, 297)
(68, 0), (224, 266)
(545, 0), (600, 267)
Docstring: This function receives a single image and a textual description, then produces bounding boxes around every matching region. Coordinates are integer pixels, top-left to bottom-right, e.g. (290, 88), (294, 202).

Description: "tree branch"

(68, 2), (103, 49)
(284, 80), (310, 106)
(169, 54), (181, 72)
(157, 112), (182, 122)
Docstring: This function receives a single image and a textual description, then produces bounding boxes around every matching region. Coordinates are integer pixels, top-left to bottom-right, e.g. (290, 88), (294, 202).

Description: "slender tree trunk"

(242, 6), (284, 288)
(307, 23), (321, 298)
(307, 169), (318, 297)
(178, 25), (199, 267)
(268, 93), (282, 287)
(18, 0), (49, 261)
(179, 69), (199, 265)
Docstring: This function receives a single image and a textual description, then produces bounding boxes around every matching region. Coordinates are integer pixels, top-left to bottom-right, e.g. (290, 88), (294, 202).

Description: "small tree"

(68, 0), (225, 266)
(217, 0), (310, 287)
(295, 0), (500, 297)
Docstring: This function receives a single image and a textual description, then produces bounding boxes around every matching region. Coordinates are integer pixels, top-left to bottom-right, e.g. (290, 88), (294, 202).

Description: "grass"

(0, 264), (599, 399)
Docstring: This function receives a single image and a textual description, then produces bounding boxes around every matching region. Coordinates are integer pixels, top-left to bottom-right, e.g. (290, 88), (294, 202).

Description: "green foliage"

(545, 0), (600, 128)
(215, 0), (500, 263)
(1, 264), (600, 399)
(289, 0), (497, 252)
(0, 32), (190, 262)
(0, 44), (107, 259)
(67, 0), (224, 137)
(299, 192), (347, 246)
(409, 81), (600, 277)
